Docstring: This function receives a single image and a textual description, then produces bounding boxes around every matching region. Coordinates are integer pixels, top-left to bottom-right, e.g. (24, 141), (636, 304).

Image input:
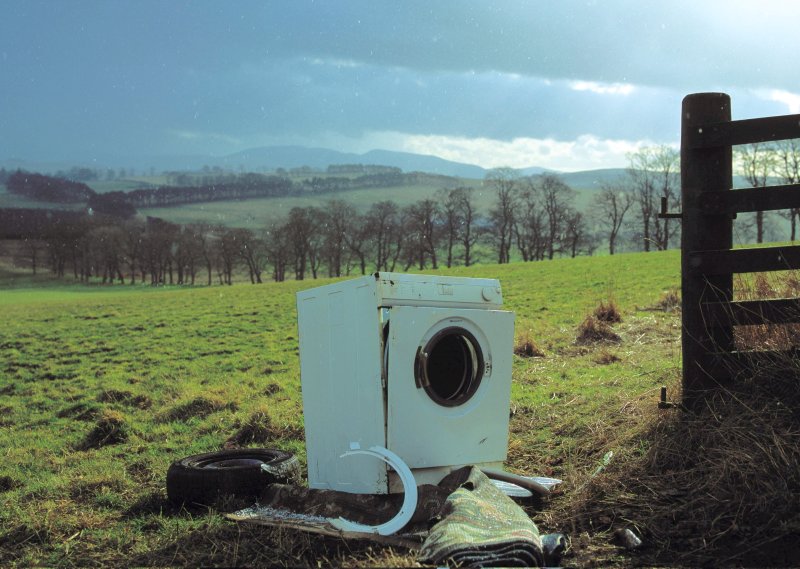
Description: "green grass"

(136, 182), (497, 229)
(0, 250), (682, 566)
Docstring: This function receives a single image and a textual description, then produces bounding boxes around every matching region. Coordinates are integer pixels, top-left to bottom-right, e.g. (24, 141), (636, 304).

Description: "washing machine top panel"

(296, 272), (504, 309)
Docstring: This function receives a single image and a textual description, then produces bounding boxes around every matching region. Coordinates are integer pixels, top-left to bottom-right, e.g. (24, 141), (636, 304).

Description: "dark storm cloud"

(1, 0), (798, 168)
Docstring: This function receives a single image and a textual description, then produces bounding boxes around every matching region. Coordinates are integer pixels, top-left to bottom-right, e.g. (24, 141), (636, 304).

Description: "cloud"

(365, 132), (658, 171)
(570, 81), (635, 96)
(167, 130), (243, 147)
(757, 89), (800, 114)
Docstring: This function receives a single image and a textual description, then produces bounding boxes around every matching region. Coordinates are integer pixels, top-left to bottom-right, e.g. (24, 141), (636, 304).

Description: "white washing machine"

(296, 272), (515, 494)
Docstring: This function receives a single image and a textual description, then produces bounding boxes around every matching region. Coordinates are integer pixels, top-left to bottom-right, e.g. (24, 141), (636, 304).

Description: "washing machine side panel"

(297, 283), (387, 493)
(386, 306), (515, 470)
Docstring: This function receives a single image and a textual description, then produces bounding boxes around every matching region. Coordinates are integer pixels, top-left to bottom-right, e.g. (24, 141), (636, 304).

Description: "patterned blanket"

(419, 467), (544, 567)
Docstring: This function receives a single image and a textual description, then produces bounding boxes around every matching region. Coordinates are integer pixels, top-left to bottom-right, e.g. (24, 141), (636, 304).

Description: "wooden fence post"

(681, 93), (734, 409)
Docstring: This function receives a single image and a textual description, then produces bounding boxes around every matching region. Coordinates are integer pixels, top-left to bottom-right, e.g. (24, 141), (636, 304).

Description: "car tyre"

(166, 448), (300, 507)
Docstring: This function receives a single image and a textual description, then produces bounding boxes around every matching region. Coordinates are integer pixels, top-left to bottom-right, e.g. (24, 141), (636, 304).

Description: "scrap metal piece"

(329, 444), (418, 536)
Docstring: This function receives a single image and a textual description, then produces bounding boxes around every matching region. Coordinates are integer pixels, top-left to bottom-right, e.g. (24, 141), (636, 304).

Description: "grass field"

(2, 174), (603, 231)
(0, 250), (690, 567)
(135, 183), (497, 229)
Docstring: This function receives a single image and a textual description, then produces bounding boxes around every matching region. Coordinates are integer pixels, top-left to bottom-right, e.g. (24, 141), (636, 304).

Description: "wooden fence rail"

(680, 92), (800, 409)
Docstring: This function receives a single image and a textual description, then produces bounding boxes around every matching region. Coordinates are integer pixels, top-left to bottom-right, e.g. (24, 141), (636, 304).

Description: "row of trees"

(6, 143), (800, 285)
(6, 174), (594, 285)
(4, 168), (460, 214)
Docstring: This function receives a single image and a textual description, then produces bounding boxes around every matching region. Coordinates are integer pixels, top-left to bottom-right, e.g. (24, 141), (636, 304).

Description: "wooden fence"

(680, 92), (800, 409)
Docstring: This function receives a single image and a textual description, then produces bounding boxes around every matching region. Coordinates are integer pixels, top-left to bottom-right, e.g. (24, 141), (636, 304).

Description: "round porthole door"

(414, 324), (486, 407)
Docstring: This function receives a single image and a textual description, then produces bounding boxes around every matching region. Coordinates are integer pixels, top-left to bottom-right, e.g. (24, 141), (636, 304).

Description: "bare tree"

(514, 179), (546, 261)
(454, 187), (480, 267)
(437, 187), (462, 268)
(538, 174), (577, 259)
(593, 182), (635, 255)
(285, 207), (321, 280)
(486, 168), (519, 264)
(402, 199), (441, 270)
(737, 143), (777, 243)
(627, 146), (678, 251)
(230, 228), (267, 284)
(342, 213), (371, 275)
(121, 220), (145, 284)
(15, 237), (45, 275)
(563, 209), (592, 258)
(651, 146), (680, 249)
(213, 228), (239, 285)
(89, 225), (126, 284)
(775, 139), (800, 241)
(365, 200), (402, 272)
(263, 221), (290, 282)
(321, 200), (355, 277)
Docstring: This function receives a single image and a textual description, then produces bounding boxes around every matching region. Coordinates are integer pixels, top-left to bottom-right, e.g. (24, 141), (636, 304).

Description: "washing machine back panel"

(386, 306), (515, 469)
(297, 281), (388, 493)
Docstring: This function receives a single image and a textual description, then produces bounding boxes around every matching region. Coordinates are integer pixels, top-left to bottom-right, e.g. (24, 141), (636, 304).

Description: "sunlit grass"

(0, 250), (683, 566)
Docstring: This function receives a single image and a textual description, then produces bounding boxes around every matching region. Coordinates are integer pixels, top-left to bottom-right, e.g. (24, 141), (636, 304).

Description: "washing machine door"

(385, 305), (515, 469)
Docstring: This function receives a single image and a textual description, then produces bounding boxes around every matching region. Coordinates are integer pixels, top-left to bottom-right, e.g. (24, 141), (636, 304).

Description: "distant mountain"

(220, 146), (488, 179)
(559, 168), (629, 190)
(1, 146), (630, 186)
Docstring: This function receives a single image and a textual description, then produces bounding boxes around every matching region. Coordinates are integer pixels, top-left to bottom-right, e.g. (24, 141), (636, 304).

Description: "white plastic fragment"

(328, 444), (418, 536)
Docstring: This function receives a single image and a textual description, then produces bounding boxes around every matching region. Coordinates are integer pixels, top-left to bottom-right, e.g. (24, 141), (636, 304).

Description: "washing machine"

(296, 272), (515, 494)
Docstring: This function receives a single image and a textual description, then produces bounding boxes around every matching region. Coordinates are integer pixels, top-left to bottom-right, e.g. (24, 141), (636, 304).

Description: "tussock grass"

(576, 315), (621, 345)
(654, 287), (680, 311)
(78, 409), (129, 450)
(514, 329), (546, 358)
(225, 407), (277, 447)
(593, 299), (622, 323)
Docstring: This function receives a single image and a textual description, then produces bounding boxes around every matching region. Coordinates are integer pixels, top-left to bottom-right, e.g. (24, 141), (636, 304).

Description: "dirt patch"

(0, 475), (20, 493)
(57, 402), (100, 421)
(225, 408), (305, 448)
(69, 477), (126, 501)
(97, 389), (152, 409)
(158, 395), (236, 422)
(225, 409), (276, 447)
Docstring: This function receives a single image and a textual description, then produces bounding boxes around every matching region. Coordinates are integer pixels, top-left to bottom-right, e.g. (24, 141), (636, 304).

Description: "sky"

(2, 0), (800, 172)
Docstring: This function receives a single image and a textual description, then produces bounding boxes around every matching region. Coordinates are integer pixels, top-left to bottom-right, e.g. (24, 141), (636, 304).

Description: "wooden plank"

(688, 245), (800, 275)
(698, 184), (800, 214)
(688, 114), (800, 149)
(703, 298), (800, 326)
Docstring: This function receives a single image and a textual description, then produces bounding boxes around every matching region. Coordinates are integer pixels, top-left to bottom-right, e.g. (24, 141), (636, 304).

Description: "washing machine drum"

(415, 326), (485, 407)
